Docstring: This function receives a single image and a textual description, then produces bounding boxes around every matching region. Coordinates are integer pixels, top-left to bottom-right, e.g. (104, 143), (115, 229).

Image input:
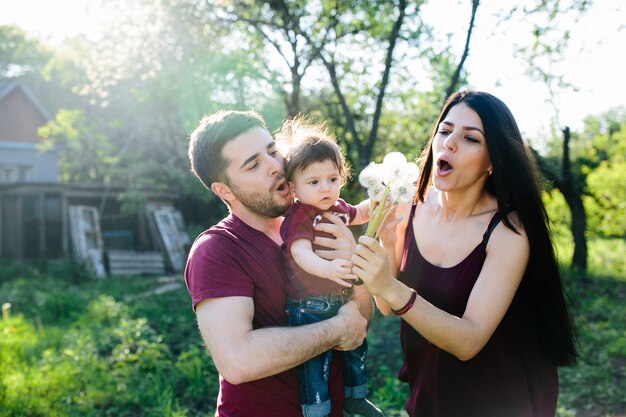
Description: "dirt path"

(124, 275), (183, 301)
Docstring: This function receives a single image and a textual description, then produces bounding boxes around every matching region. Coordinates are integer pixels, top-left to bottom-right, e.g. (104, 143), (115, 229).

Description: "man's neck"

(232, 208), (284, 245)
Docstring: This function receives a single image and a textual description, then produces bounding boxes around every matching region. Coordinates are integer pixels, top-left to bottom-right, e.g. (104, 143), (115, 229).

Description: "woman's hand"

(377, 206), (402, 248)
(313, 213), (357, 261)
(351, 235), (395, 298)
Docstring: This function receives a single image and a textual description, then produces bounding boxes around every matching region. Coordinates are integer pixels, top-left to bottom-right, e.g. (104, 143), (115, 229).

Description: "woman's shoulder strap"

(409, 202), (417, 219)
(482, 212), (502, 244)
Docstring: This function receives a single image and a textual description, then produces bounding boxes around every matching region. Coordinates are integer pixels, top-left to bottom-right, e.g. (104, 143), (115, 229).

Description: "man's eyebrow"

(441, 121), (485, 136)
(239, 141), (276, 169)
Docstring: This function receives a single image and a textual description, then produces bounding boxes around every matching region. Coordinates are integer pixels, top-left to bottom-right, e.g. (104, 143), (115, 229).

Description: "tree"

(0, 25), (50, 78)
(507, 0), (595, 271)
(532, 107), (626, 271)
(444, 0), (479, 100)
(216, 1), (320, 117)
(578, 110), (626, 238)
(532, 127), (588, 271)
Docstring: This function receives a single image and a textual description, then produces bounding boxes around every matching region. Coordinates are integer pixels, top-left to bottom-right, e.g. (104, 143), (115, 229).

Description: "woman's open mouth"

(436, 157), (453, 176)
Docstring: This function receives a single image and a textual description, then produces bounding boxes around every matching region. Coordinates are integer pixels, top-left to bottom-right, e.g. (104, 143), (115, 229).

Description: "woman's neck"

(432, 187), (495, 221)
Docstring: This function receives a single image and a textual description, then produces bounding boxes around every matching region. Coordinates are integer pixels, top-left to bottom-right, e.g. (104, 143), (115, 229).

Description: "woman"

(351, 91), (577, 417)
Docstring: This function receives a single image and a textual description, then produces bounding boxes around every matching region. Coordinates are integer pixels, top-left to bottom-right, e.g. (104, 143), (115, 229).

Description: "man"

(185, 110), (371, 417)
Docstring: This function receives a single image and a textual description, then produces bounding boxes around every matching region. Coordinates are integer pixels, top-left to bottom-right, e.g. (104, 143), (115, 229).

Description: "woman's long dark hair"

(416, 90), (577, 366)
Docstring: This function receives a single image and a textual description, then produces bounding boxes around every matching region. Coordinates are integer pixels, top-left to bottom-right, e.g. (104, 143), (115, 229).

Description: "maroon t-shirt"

(185, 214), (345, 417)
(280, 199), (357, 299)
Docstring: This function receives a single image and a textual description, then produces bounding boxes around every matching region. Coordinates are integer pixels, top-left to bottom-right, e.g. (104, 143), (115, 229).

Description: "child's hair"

(276, 116), (351, 184)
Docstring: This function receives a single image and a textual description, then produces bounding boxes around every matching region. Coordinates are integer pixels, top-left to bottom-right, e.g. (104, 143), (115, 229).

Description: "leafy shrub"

(1, 258), (625, 416)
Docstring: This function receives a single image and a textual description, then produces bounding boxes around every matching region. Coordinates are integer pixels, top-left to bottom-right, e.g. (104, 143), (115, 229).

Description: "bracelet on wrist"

(392, 288), (418, 316)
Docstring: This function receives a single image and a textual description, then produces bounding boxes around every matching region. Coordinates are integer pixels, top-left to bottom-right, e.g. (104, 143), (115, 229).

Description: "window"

(0, 166), (14, 183)
(18, 166), (33, 182)
(0, 165), (33, 183)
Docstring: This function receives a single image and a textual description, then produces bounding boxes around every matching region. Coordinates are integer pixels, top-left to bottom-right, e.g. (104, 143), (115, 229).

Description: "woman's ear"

(211, 182), (235, 202)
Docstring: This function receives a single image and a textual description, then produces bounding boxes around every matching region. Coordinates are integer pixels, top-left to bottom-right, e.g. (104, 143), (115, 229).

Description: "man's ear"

(211, 182), (235, 202)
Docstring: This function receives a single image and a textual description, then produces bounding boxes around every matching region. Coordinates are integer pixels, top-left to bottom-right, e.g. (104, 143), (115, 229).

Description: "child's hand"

(325, 259), (357, 287)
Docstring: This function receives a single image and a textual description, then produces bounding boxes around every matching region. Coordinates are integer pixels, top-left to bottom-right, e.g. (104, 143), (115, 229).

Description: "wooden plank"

(107, 250), (163, 262)
(151, 209), (186, 272)
(68, 205), (106, 278)
(106, 250), (166, 276)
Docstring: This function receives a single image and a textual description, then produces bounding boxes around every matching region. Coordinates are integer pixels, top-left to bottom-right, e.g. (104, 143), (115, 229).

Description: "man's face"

(220, 127), (292, 218)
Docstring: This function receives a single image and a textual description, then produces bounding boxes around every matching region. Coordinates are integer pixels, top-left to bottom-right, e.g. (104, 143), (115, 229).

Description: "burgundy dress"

(396, 204), (558, 417)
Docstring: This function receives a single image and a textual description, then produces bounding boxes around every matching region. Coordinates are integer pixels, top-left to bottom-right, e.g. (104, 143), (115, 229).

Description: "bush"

(1, 259), (624, 416)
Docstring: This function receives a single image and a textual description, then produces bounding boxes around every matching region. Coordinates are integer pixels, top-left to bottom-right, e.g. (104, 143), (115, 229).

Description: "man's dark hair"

(188, 110), (266, 189)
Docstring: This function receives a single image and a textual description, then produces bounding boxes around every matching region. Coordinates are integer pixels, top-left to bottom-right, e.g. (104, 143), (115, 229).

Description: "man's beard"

(230, 183), (290, 218)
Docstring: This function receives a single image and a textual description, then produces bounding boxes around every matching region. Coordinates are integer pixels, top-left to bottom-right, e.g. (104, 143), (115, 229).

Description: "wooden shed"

(0, 79), (189, 276)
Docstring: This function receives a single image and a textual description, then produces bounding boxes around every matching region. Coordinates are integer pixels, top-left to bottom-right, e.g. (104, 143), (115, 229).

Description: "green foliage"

(540, 108), (626, 248)
(557, 273), (626, 416)
(39, 109), (119, 184)
(2, 250), (625, 416)
(0, 25), (50, 77)
(583, 118), (626, 237)
(0, 267), (219, 416)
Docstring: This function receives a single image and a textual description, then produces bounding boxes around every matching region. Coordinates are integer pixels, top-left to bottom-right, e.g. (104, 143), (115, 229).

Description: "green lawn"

(1, 238), (624, 416)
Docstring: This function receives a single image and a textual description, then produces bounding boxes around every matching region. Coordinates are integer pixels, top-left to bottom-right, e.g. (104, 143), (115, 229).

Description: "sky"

(1, 0), (624, 140)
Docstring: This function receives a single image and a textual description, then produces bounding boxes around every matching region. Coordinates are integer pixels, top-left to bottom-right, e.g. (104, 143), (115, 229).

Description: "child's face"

(290, 159), (342, 211)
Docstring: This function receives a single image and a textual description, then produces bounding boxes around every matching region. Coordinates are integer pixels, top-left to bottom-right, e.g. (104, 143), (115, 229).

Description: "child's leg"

(296, 350), (334, 417)
(341, 339), (384, 417)
(340, 338), (369, 398)
(285, 296), (335, 417)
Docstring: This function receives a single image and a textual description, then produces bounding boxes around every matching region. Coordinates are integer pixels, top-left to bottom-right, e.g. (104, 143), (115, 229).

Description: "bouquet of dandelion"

(359, 152), (419, 239)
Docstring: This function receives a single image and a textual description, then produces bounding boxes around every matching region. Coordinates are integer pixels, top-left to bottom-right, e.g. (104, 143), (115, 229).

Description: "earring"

(488, 168), (493, 176)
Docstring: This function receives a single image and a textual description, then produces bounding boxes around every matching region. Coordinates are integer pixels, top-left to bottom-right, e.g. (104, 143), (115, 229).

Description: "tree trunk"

(560, 127), (588, 271)
(531, 127), (588, 272)
(444, 0), (479, 100)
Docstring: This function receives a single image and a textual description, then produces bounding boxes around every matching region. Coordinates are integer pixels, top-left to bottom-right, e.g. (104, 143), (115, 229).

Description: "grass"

(1, 236), (625, 416)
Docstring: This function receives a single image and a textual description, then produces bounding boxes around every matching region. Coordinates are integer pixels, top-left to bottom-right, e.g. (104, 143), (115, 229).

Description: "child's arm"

(291, 238), (356, 287)
(350, 199), (370, 226)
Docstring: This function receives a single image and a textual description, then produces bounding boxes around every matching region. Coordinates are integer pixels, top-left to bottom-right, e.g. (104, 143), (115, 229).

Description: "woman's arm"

(352, 219), (529, 360)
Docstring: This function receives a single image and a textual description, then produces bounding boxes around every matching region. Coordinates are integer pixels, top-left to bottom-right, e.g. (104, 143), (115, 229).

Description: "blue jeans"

(285, 290), (369, 417)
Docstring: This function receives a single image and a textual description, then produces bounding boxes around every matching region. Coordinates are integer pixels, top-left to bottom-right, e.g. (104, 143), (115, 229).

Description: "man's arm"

(195, 295), (367, 385)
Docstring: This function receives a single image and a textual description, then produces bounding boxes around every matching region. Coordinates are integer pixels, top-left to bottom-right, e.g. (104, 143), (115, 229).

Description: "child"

(277, 118), (383, 417)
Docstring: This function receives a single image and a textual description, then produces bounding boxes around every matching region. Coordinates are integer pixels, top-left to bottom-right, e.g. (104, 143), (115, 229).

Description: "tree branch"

(445, 0), (479, 99)
(364, 0), (408, 168)
(529, 146), (562, 189)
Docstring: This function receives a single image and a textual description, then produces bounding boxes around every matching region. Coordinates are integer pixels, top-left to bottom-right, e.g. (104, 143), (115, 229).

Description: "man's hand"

(314, 212), (357, 261)
(333, 300), (367, 351)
